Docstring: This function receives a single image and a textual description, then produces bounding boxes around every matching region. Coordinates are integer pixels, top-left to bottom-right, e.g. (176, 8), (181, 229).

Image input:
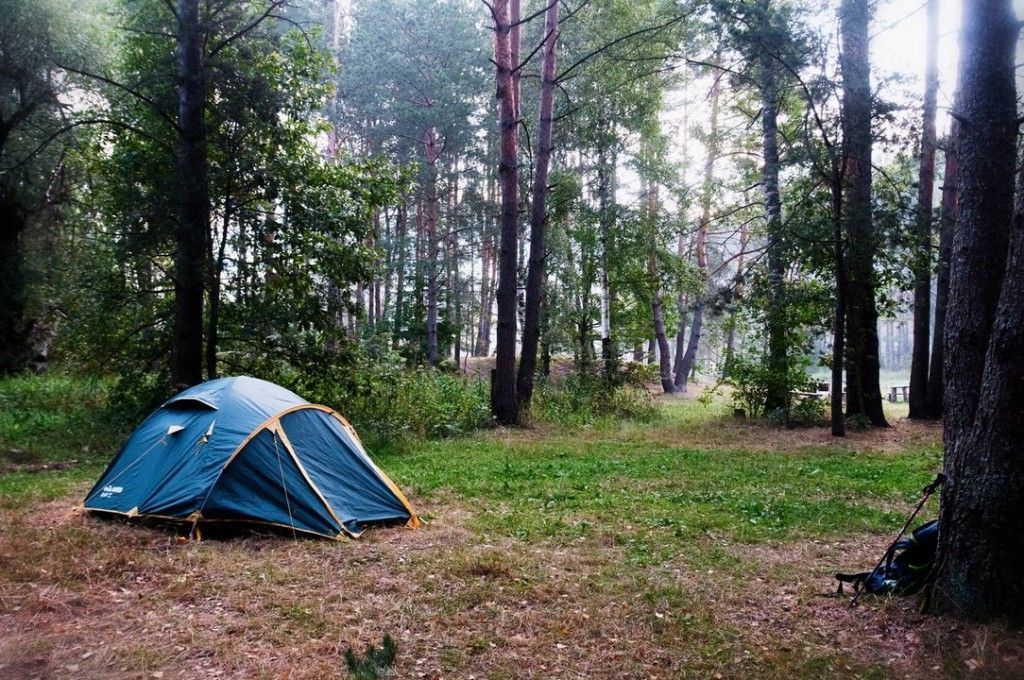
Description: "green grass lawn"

(3, 375), (1019, 679)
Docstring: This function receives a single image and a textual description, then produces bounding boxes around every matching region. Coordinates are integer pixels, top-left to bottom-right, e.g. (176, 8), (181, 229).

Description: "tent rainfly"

(84, 376), (418, 538)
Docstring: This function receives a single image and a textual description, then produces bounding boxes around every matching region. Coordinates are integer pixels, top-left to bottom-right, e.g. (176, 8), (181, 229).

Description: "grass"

(1, 375), (1021, 679)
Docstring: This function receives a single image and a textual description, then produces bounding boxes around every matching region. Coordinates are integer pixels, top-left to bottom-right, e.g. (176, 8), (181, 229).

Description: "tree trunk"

(597, 120), (615, 383)
(926, 121), (958, 418)
(424, 126), (440, 366)
(206, 196), (231, 379)
(475, 229), (493, 356)
(451, 170), (462, 367)
(393, 204), (407, 349)
(830, 171), (847, 437)
(517, 0), (558, 409)
(758, 16), (787, 413)
(172, 0), (209, 391)
(908, 0), (939, 419)
(672, 231), (688, 388)
(840, 0), (887, 426)
(491, 0), (519, 425)
(932, 0), (1023, 624)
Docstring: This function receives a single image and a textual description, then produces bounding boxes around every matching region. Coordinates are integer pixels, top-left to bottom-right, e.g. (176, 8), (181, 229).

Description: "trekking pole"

(850, 472), (945, 606)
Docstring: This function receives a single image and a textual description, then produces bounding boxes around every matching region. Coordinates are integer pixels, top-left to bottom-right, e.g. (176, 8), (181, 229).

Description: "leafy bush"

(530, 369), (659, 426)
(725, 351), (819, 427)
(284, 348), (490, 448)
(787, 395), (829, 428)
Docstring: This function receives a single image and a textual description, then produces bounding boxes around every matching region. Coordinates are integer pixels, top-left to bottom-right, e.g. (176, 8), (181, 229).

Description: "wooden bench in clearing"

(888, 385), (909, 403)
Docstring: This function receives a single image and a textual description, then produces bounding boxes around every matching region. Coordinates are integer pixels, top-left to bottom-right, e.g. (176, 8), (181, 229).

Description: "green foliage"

(0, 373), (116, 467)
(725, 350), (814, 422)
(55, 1), (407, 400)
(275, 348), (490, 448)
(787, 396), (829, 428)
(344, 634), (397, 680)
(531, 369), (659, 426)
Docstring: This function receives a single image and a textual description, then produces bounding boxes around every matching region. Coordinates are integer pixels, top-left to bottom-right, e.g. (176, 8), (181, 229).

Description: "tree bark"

(597, 118), (616, 383)
(758, 15), (787, 413)
(206, 195), (231, 379)
(425, 126), (440, 366)
(643, 182), (674, 393)
(930, 1), (1023, 623)
(171, 0), (210, 391)
(926, 121), (958, 418)
(830, 169), (847, 437)
(672, 231), (688, 388)
(491, 0), (519, 425)
(393, 204), (408, 349)
(517, 0), (558, 409)
(932, 0), (1022, 623)
(840, 0), (887, 426)
(908, 0), (939, 419)
(475, 228), (493, 356)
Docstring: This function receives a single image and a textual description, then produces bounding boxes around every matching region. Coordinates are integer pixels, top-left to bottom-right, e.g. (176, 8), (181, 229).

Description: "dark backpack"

(836, 519), (939, 596)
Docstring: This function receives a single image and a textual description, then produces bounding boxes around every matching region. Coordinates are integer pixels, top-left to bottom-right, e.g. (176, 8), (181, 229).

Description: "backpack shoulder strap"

(835, 571), (870, 594)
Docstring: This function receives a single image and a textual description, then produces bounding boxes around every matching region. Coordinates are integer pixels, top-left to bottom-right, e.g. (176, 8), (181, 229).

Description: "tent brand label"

(99, 485), (124, 498)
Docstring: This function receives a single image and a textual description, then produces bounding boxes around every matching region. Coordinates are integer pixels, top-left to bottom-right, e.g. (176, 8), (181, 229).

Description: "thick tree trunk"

(908, 0), (939, 419)
(932, 0), (1022, 622)
(425, 126), (440, 366)
(931, 0), (1023, 623)
(517, 0), (558, 409)
(491, 0), (519, 424)
(926, 121), (958, 417)
(840, 0), (887, 426)
(760, 43), (786, 413)
(172, 0), (209, 391)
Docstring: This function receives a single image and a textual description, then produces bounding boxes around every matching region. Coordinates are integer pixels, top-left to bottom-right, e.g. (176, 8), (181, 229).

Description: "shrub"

(286, 349), (490, 448)
(530, 369), (659, 426)
(787, 395), (828, 428)
(725, 351), (826, 427)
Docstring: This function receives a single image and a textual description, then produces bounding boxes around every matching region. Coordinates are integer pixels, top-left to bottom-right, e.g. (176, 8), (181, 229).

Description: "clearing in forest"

(1, 396), (1022, 679)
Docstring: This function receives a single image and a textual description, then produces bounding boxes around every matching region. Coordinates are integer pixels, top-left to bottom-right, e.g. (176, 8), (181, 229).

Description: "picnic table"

(888, 385), (909, 403)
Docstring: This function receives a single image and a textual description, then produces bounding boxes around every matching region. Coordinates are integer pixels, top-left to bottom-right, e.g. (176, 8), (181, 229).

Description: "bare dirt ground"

(2, 418), (1022, 679)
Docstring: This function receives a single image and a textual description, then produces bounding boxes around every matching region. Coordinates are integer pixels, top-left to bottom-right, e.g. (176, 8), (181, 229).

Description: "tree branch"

(555, 13), (687, 83)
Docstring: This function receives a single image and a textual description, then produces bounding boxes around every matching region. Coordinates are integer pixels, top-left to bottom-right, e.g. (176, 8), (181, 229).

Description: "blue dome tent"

(83, 377), (418, 538)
